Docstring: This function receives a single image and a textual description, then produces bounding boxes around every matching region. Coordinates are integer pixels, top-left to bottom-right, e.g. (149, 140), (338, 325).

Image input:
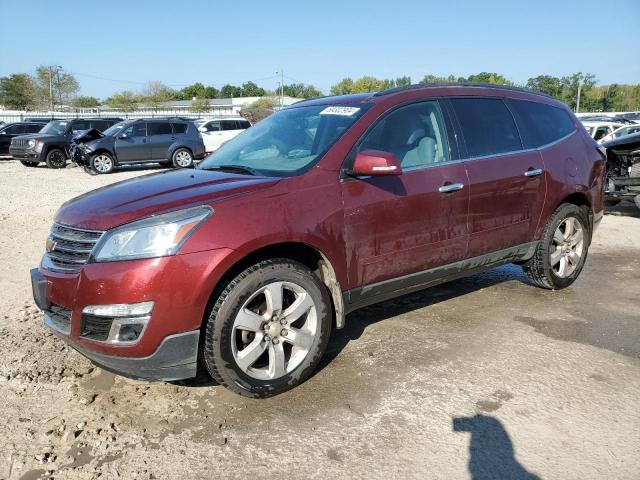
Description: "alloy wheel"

(550, 217), (584, 278)
(231, 281), (318, 380)
(175, 150), (192, 167)
(93, 155), (113, 173)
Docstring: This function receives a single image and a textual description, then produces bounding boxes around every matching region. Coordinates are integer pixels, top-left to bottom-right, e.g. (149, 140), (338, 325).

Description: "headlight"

(92, 206), (212, 262)
(28, 139), (36, 148)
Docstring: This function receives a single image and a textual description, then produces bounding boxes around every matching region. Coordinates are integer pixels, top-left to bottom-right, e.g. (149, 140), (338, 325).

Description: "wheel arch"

(91, 148), (117, 164)
(169, 144), (192, 161)
(205, 241), (345, 330)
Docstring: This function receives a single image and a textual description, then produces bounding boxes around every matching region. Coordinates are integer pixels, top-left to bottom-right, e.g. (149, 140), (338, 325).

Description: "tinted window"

(25, 124), (44, 133)
(123, 123), (147, 137)
(89, 120), (110, 131)
(357, 101), (450, 168)
(71, 121), (91, 133)
(451, 98), (522, 157)
(221, 120), (237, 131)
(2, 124), (24, 134)
(593, 126), (610, 141)
(171, 123), (187, 134)
(237, 120), (251, 129)
(509, 99), (576, 148)
(206, 121), (221, 132)
(148, 122), (172, 135)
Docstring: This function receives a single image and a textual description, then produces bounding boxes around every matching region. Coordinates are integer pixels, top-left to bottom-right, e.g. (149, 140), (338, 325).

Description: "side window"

(206, 121), (221, 132)
(509, 99), (576, 148)
(148, 122), (172, 136)
(451, 98), (522, 157)
(25, 124), (43, 133)
(171, 123), (187, 134)
(238, 120), (251, 129)
(221, 120), (237, 131)
(593, 127), (609, 141)
(3, 124), (24, 134)
(123, 123), (147, 137)
(71, 121), (90, 133)
(89, 121), (109, 131)
(357, 101), (451, 168)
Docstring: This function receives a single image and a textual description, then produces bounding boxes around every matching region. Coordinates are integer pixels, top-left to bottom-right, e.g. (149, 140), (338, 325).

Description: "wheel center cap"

(267, 322), (283, 338)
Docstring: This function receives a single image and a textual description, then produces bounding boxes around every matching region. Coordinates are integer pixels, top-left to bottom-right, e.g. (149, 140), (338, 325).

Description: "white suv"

(196, 118), (251, 152)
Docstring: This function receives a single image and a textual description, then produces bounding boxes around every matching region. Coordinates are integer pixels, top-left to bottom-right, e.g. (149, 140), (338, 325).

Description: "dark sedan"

(0, 122), (46, 155)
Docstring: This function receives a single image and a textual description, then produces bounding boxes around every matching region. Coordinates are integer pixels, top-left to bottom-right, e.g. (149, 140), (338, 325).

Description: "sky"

(1, 0), (639, 99)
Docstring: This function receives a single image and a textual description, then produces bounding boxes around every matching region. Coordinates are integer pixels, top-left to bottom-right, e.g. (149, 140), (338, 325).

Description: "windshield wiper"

(201, 164), (257, 176)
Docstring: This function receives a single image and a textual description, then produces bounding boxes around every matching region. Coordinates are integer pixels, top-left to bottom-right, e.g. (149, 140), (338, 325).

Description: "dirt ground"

(0, 159), (638, 480)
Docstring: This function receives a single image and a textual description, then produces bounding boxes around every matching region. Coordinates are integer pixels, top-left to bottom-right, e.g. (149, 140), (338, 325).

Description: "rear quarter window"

(171, 123), (188, 134)
(509, 99), (576, 148)
(450, 97), (522, 157)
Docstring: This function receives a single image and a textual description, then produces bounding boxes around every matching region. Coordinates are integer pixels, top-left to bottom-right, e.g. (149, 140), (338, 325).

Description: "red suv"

(31, 84), (605, 397)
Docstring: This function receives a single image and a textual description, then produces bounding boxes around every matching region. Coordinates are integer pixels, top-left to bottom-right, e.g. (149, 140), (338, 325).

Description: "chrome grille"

(12, 138), (29, 147)
(45, 224), (104, 272)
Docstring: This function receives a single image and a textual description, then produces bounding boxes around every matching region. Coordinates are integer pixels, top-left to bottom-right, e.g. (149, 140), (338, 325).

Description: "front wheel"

(90, 153), (115, 174)
(45, 149), (66, 169)
(522, 203), (590, 289)
(203, 259), (332, 397)
(172, 148), (193, 168)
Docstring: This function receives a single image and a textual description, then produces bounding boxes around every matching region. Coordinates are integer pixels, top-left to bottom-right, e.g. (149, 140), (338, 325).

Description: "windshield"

(40, 120), (69, 135)
(103, 121), (128, 136)
(199, 104), (370, 176)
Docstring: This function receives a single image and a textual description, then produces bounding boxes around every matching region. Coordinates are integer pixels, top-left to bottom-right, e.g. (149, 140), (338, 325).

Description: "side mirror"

(351, 150), (402, 176)
(119, 132), (129, 139)
(198, 127), (207, 133)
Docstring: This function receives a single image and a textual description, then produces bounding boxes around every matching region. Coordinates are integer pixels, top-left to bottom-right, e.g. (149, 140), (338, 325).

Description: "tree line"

(1, 66), (639, 112)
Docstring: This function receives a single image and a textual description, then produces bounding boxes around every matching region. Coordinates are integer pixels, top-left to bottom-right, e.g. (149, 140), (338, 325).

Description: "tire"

(172, 148), (193, 168)
(20, 161), (39, 167)
(45, 148), (66, 169)
(522, 203), (590, 290)
(203, 259), (332, 398)
(90, 152), (115, 174)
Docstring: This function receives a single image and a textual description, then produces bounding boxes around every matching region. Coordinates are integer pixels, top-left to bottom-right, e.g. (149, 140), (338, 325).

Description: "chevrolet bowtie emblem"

(46, 236), (57, 253)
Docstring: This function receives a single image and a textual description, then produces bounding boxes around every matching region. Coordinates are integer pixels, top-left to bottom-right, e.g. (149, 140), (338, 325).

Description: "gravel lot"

(0, 159), (638, 480)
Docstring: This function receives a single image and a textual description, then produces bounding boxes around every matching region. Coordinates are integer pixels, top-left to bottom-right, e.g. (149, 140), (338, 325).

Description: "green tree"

(420, 74), (457, 84)
(330, 78), (354, 95)
(250, 97), (278, 109)
(560, 72), (596, 111)
(142, 81), (178, 110)
(189, 97), (210, 113)
(204, 86), (219, 98)
(179, 82), (207, 99)
(352, 76), (389, 93)
(241, 81), (266, 97)
(34, 65), (79, 108)
(105, 90), (138, 112)
(281, 83), (322, 98)
(220, 84), (242, 98)
(72, 96), (100, 109)
(600, 84), (621, 112)
(0, 73), (38, 109)
(526, 75), (562, 97)
(394, 76), (412, 88)
(464, 72), (512, 85)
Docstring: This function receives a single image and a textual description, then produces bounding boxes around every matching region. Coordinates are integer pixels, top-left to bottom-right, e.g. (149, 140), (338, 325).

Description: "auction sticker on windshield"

(320, 106), (361, 116)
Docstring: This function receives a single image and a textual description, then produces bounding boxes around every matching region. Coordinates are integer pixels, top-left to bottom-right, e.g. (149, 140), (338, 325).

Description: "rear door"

(341, 100), (469, 291)
(201, 120), (222, 151)
(116, 122), (149, 162)
(148, 121), (174, 159)
(449, 97), (546, 257)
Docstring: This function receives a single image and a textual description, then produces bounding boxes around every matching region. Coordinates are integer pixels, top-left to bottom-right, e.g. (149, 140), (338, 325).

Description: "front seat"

(401, 136), (436, 168)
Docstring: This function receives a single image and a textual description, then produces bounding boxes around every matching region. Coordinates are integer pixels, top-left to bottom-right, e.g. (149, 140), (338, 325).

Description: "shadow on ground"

(453, 414), (541, 480)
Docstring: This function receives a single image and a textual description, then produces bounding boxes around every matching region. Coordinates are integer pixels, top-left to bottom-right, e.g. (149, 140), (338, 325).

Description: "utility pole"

(576, 78), (582, 113)
(276, 69), (284, 108)
(49, 65), (62, 112)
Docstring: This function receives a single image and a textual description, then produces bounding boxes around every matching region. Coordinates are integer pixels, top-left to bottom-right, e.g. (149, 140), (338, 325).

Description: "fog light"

(116, 323), (145, 342)
(81, 302), (154, 345)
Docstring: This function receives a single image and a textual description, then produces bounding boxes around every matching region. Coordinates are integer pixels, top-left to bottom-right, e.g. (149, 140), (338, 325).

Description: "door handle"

(524, 168), (543, 177)
(438, 183), (464, 193)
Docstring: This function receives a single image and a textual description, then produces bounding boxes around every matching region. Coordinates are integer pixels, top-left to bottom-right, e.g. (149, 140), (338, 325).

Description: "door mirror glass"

(198, 126), (207, 133)
(352, 150), (402, 176)
(119, 132), (129, 139)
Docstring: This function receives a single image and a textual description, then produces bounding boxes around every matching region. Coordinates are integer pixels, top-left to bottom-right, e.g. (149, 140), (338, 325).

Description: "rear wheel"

(172, 148), (193, 168)
(90, 153), (114, 174)
(522, 203), (590, 289)
(203, 259), (332, 398)
(45, 149), (66, 169)
(20, 161), (39, 167)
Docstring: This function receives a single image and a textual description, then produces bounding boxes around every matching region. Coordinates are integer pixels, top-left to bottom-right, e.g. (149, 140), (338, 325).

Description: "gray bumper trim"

(65, 330), (200, 382)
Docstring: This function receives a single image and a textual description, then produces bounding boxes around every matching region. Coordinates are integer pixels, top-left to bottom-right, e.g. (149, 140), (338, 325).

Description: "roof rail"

(373, 82), (553, 99)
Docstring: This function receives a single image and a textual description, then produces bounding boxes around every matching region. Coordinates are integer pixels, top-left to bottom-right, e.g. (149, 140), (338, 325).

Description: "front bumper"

(9, 147), (42, 162)
(30, 248), (234, 381)
(605, 176), (640, 200)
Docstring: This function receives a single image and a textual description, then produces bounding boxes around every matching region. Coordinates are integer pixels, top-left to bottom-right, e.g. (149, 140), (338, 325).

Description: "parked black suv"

(0, 121), (47, 155)
(10, 118), (122, 168)
(70, 118), (206, 174)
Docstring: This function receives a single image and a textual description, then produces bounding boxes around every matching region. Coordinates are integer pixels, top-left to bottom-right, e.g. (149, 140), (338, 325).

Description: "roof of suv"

(293, 83), (555, 108)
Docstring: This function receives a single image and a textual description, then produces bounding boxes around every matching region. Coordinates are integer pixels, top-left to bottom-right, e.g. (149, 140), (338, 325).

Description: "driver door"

(341, 100), (469, 293)
(116, 122), (149, 162)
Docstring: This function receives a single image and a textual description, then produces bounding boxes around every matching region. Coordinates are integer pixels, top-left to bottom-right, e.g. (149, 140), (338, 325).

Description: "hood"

(72, 128), (104, 144)
(14, 133), (65, 142)
(56, 168), (280, 230)
(602, 132), (640, 151)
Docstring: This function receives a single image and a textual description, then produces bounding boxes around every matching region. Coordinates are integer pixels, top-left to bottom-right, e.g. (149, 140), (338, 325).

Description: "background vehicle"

(9, 118), (121, 168)
(603, 132), (640, 208)
(579, 114), (635, 125)
(0, 121), (46, 155)
(31, 84), (605, 397)
(581, 120), (625, 142)
(71, 118), (206, 173)
(599, 124), (640, 143)
(196, 118), (251, 152)
(621, 112), (640, 124)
